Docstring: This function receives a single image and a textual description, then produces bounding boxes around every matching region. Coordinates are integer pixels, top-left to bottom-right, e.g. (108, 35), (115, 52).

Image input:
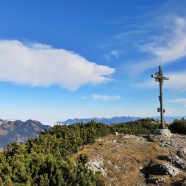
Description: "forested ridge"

(0, 118), (183, 185)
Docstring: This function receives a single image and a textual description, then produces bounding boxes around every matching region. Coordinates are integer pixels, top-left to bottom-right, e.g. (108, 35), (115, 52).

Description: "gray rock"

(111, 139), (117, 143)
(167, 153), (186, 170)
(86, 158), (107, 176)
(160, 164), (179, 177)
(155, 177), (165, 183)
(107, 160), (112, 165)
(113, 165), (119, 170)
(181, 148), (186, 156)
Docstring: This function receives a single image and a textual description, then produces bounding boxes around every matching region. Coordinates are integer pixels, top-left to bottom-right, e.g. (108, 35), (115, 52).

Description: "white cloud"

(92, 94), (121, 101)
(0, 40), (115, 91)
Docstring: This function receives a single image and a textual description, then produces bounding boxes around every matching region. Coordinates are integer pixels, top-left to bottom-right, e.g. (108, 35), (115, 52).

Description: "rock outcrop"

(86, 158), (107, 176)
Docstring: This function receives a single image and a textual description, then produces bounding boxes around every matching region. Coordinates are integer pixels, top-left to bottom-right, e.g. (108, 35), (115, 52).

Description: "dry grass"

(74, 134), (186, 185)
(74, 134), (172, 186)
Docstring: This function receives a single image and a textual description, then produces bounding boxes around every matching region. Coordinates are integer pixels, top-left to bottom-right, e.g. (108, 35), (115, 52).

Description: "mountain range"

(0, 119), (51, 150)
(0, 115), (183, 150)
(57, 116), (183, 125)
(57, 116), (140, 125)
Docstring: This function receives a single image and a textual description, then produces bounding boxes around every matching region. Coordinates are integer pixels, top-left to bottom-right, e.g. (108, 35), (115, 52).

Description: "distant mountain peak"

(0, 119), (51, 149)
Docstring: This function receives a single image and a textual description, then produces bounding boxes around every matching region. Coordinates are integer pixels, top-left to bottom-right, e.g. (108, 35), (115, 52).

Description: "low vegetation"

(169, 117), (186, 134)
(0, 117), (185, 185)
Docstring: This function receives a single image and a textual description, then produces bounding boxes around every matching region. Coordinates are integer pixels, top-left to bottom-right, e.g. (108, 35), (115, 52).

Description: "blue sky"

(0, 0), (186, 125)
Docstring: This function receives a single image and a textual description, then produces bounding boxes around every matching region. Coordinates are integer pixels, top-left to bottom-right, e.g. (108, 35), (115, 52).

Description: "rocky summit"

(80, 129), (186, 186)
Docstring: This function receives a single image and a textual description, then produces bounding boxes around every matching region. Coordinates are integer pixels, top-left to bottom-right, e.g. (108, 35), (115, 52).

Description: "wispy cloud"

(102, 50), (121, 62)
(137, 71), (186, 92)
(92, 94), (121, 101)
(141, 17), (186, 62)
(0, 40), (115, 91)
(127, 16), (186, 75)
(165, 72), (186, 92)
(110, 50), (120, 58)
(100, 0), (186, 77)
(168, 98), (186, 107)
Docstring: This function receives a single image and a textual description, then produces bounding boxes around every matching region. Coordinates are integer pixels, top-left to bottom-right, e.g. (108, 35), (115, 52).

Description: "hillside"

(0, 118), (186, 185)
(78, 132), (186, 185)
(0, 119), (51, 150)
